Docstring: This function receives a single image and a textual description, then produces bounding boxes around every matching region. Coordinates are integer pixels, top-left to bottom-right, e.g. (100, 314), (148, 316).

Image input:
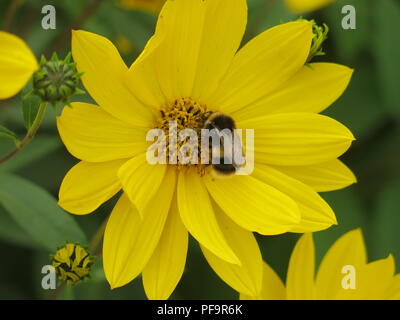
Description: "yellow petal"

(273, 159), (357, 192)
(103, 168), (176, 288)
(72, 30), (154, 127)
(191, 0), (248, 101)
(152, 0), (247, 102)
(204, 174), (300, 235)
(142, 195), (188, 300)
(0, 31), (38, 99)
(58, 159), (125, 215)
(241, 263), (286, 300)
(334, 255), (395, 300)
(57, 102), (148, 162)
(125, 7), (168, 108)
(386, 274), (400, 300)
(209, 21), (312, 114)
(233, 63), (354, 122)
(239, 112), (355, 166)
(54, 243), (74, 266)
(285, 0), (335, 13)
(118, 154), (167, 218)
(286, 233), (315, 300)
(177, 169), (239, 264)
(253, 165), (337, 233)
(315, 229), (367, 299)
(201, 204), (263, 297)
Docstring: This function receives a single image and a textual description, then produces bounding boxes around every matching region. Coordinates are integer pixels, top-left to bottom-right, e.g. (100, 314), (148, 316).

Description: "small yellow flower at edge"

(241, 229), (400, 300)
(57, 0), (356, 300)
(285, 0), (335, 13)
(0, 31), (38, 99)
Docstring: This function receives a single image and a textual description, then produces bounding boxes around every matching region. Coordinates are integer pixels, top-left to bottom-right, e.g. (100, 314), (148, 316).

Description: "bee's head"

(204, 113), (236, 131)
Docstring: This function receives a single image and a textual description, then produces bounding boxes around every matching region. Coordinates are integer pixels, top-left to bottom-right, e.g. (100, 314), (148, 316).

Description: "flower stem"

(4, 0), (24, 31)
(49, 283), (66, 300)
(0, 102), (48, 165)
(88, 218), (108, 254)
(49, 218), (107, 300)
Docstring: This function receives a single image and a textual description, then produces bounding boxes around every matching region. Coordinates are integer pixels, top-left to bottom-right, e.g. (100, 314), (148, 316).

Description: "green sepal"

(32, 51), (86, 108)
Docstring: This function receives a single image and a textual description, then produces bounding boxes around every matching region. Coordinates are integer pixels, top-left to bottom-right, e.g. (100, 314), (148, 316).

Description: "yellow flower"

(57, 0), (355, 299)
(241, 229), (400, 300)
(0, 31), (38, 99)
(285, 0), (335, 13)
(118, 0), (166, 13)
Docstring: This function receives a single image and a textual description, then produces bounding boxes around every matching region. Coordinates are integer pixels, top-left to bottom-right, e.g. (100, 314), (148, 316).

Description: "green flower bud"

(307, 20), (329, 63)
(51, 243), (95, 285)
(33, 53), (84, 106)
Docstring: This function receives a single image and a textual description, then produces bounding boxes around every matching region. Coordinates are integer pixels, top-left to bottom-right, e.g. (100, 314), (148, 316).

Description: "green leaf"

(0, 136), (60, 173)
(22, 94), (41, 129)
(372, 0), (400, 116)
(0, 205), (35, 248)
(370, 182), (400, 271)
(0, 172), (87, 252)
(0, 125), (18, 143)
(59, 285), (75, 300)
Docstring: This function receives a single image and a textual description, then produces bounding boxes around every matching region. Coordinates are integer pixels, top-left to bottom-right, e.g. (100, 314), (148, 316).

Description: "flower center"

(156, 97), (213, 173)
(158, 97), (212, 133)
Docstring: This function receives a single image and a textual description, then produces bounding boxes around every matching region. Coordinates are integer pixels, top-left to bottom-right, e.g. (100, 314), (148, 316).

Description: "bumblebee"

(203, 112), (243, 176)
(204, 112), (236, 132)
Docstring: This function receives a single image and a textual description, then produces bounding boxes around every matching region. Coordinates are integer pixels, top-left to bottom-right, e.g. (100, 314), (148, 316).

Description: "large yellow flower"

(0, 31), (38, 99)
(241, 230), (400, 300)
(57, 0), (355, 299)
(285, 0), (335, 13)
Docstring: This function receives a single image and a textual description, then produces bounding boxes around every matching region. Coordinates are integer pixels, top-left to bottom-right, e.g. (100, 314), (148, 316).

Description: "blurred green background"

(0, 0), (399, 299)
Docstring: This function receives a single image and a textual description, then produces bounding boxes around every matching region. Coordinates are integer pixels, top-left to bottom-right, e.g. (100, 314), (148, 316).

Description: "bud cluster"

(33, 53), (84, 106)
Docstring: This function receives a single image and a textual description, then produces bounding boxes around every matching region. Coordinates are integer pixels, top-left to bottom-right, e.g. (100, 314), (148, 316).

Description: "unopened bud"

(33, 53), (84, 106)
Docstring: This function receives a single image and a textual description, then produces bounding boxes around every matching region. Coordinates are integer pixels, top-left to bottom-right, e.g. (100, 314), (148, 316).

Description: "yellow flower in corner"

(241, 229), (400, 300)
(285, 0), (335, 13)
(118, 0), (166, 13)
(0, 31), (38, 99)
(57, 0), (355, 299)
